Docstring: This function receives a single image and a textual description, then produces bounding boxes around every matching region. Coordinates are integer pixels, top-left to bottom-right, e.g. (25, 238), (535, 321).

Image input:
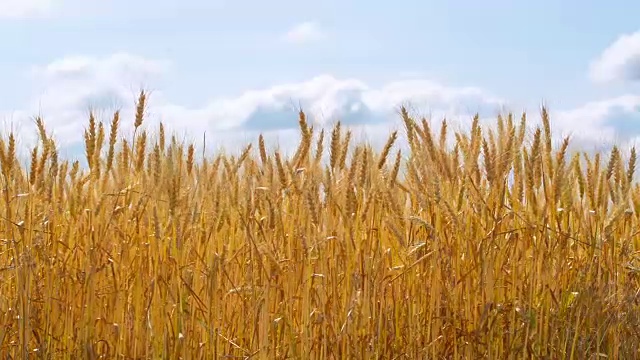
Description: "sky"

(1, 0), (640, 160)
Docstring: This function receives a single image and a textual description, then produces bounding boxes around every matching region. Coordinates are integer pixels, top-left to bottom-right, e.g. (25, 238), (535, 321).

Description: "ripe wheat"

(0, 91), (639, 358)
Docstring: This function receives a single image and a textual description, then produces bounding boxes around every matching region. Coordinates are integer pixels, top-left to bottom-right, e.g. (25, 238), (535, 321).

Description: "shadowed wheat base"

(1, 90), (640, 359)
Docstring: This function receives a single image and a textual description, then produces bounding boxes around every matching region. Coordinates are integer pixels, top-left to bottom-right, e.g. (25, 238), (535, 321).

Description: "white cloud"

(8, 53), (510, 160)
(589, 31), (640, 83)
(11, 53), (170, 150)
(31, 53), (168, 82)
(282, 22), (326, 45)
(549, 95), (640, 153)
(0, 0), (54, 18)
(16, 52), (640, 163)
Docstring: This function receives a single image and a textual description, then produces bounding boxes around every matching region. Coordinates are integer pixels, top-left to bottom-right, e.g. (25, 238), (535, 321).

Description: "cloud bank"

(3, 52), (640, 163)
(4, 53), (509, 155)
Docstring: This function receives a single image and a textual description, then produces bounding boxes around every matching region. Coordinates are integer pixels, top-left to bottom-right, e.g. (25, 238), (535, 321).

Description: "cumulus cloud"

(21, 53), (169, 142)
(0, 53), (167, 165)
(589, 31), (640, 83)
(544, 95), (640, 156)
(8, 52), (512, 161)
(282, 22), (326, 45)
(8, 51), (640, 166)
(0, 0), (54, 18)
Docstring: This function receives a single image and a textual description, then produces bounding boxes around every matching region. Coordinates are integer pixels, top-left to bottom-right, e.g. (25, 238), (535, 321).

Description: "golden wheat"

(0, 102), (639, 359)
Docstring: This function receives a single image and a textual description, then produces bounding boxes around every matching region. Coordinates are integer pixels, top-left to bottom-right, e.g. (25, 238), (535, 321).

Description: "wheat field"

(0, 90), (639, 359)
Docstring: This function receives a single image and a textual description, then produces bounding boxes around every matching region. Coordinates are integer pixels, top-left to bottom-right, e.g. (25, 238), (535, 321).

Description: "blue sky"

(1, 0), (639, 158)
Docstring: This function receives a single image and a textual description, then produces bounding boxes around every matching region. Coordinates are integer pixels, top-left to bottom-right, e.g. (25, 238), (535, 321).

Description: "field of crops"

(1, 90), (639, 358)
